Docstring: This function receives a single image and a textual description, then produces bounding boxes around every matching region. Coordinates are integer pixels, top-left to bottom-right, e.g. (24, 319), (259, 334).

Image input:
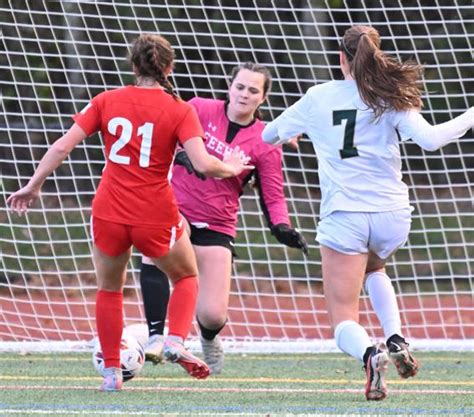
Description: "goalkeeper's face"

(228, 69), (267, 120)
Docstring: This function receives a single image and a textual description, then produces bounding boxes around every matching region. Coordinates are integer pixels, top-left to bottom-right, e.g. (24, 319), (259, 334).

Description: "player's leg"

(366, 209), (419, 378)
(91, 217), (133, 391)
(148, 229), (209, 379)
(317, 211), (389, 400)
(140, 256), (170, 364)
(321, 245), (389, 401)
(138, 220), (192, 363)
(194, 244), (232, 374)
(365, 263), (419, 378)
(94, 246), (130, 391)
(132, 218), (208, 378)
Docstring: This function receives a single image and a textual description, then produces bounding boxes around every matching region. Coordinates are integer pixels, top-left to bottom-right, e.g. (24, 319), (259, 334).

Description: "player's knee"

(147, 255), (198, 282)
(164, 264), (198, 283)
(364, 269), (389, 293)
(197, 308), (227, 329)
(198, 315), (227, 339)
(173, 274), (198, 290)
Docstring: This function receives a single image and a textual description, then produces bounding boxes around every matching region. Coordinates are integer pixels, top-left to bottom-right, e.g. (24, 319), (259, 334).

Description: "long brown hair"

(129, 34), (178, 99)
(229, 62), (272, 120)
(341, 25), (424, 117)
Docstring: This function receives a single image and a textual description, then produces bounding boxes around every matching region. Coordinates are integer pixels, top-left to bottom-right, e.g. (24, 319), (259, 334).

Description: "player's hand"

(270, 223), (309, 255)
(285, 134), (303, 150)
(174, 150), (206, 180)
(224, 146), (255, 176)
(7, 185), (40, 216)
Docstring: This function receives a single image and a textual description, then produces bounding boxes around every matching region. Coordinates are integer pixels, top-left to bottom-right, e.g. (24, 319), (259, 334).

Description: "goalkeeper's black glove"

(174, 150), (206, 180)
(270, 223), (309, 256)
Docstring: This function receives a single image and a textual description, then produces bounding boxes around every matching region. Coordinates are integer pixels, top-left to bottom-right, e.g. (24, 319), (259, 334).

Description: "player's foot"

(163, 339), (210, 379)
(144, 334), (165, 364)
(100, 367), (123, 391)
(201, 336), (224, 374)
(364, 344), (389, 401)
(387, 334), (419, 378)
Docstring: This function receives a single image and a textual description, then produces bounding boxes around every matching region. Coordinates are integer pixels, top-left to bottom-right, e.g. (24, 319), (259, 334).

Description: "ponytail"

(341, 26), (424, 117)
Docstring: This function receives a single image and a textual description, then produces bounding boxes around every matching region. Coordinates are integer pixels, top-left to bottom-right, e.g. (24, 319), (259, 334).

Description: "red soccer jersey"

(73, 86), (204, 227)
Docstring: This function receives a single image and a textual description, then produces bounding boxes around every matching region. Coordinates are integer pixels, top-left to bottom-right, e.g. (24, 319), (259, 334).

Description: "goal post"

(1, 1), (473, 352)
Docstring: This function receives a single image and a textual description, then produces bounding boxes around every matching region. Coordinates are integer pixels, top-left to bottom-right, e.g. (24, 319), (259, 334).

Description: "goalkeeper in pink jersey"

(139, 62), (308, 374)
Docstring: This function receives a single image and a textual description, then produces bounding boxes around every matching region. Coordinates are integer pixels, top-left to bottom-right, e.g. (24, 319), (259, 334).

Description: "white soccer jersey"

(262, 80), (473, 218)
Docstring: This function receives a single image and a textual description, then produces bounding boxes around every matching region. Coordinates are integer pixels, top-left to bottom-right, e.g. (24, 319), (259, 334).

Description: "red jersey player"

(7, 34), (253, 391)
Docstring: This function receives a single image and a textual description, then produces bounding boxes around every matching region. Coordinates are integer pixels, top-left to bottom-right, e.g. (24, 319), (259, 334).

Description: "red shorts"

(91, 216), (184, 258)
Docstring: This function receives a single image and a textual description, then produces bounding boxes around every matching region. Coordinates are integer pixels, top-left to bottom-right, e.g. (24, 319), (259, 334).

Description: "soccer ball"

(92, 331), (145, 382)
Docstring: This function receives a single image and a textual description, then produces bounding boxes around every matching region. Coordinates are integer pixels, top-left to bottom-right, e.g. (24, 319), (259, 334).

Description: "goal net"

(1, 1), (473, 352)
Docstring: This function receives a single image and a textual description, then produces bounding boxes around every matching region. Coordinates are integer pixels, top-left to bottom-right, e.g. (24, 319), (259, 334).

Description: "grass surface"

(0, 351), (473, 416)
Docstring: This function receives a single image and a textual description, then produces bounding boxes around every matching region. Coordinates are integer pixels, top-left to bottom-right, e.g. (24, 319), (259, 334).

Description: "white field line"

(0, 385), (473, 395)
(2, 375), (474, 386)
(0, 411), (297, 416)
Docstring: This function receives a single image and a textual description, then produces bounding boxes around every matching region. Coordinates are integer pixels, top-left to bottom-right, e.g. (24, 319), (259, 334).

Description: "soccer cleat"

(163, 339), (210, 379)
(144, 334), (165, 365)
(100, 367), (123, 391)
(364, 344), (389, 401)
(387, 334), (419, 379)
(201, 336), (224, 374)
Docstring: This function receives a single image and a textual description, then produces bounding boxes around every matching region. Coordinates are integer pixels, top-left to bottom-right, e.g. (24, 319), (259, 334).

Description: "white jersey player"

(263, 80), (473, 219)
(263, 24), (473, 401)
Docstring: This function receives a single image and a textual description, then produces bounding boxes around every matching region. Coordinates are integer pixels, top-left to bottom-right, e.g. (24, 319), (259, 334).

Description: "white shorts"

(316, 208), (412, 259)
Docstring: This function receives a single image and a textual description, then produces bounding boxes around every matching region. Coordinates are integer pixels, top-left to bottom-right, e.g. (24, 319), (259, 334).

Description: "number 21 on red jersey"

(107, 117), (154, 168)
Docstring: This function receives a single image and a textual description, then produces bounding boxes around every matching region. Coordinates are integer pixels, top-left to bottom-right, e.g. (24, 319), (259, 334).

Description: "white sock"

(365, 271), (402, 339)
(334, 320), (372, 362)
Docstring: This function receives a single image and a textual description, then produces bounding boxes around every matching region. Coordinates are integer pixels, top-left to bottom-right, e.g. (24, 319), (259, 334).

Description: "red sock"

(167, 275), (198, 340)
(96, 289), (123, 368)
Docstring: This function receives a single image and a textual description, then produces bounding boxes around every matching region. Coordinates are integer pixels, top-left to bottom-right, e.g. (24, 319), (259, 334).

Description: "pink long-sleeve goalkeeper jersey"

(172, 97), (290, 237)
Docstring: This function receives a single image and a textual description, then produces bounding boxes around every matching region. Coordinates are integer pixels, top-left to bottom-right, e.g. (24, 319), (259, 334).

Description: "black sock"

(363, 345), (376, 366)
(139, 262), (170, 337)
(197, 317), (226, 341)
(387, 333), (406, 345)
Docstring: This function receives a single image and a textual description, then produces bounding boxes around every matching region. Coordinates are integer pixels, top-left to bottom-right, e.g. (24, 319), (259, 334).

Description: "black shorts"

(189, 224), (236, 257)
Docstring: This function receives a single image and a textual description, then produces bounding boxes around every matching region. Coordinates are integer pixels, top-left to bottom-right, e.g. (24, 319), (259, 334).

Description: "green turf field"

(0, 351), (473, 416)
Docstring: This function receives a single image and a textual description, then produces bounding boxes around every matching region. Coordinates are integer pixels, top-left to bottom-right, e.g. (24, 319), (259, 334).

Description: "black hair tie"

(341, 38), (354, 59)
